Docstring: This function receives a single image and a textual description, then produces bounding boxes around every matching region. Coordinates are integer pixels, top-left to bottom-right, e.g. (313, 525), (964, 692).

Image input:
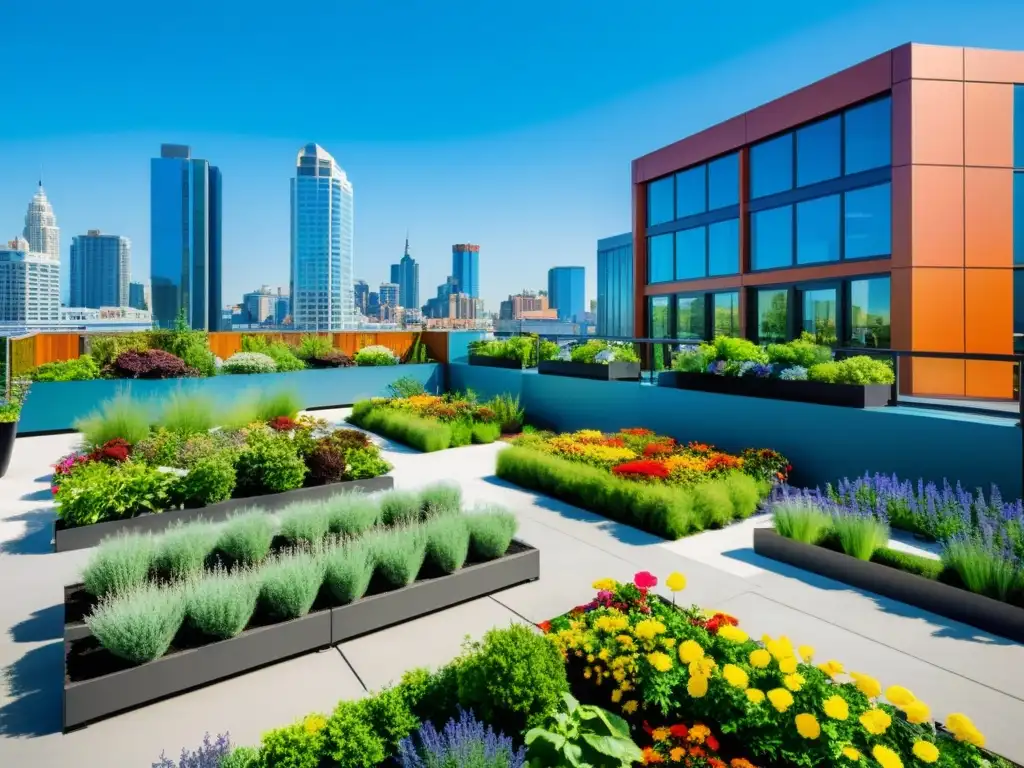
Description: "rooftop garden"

(468, 335), (560, 368)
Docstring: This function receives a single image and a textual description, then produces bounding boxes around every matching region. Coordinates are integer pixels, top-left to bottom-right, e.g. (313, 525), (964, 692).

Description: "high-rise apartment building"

(23, 182), (61, 301)
(391, 236), (420, 309)
(290, 144), (355, 331)
(69, 230), (131, 308)
(597, 233), (634, 337)
(354, 280), (369, 315)
(548, 266), (586, 323)
(451, 244), (480, 299)
(0, 237), (60, 324)
(129, 281), (148, 310)
(150, 144), (222, 330)
(379, 282), (399, 311)
(498, 290), (556, 320)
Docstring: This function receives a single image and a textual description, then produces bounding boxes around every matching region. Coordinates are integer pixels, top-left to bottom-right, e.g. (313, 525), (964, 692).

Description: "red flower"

(620, 427), (654, 436)
(642, 721), (653, 735)
(611, 460), (670, 479)
(705, 453), (742, 472)
(537, 620), (552, 633)
(643, 442), (674, 457)
(634, 571), (658, 590)
(268, 416), (299, 431)
(603, 437), (626, 448)
(669, 724), (689, 739)
(706, 734), (720, 752)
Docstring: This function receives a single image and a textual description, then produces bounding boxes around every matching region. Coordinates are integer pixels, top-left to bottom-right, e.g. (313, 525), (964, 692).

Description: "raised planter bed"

(53, 475), (394, 553)
(538, 360), (641, 381)
(753, 528), (1024, 643)
(658, 371), (891, 408)
(468, 354), (526, 370)
(63, 541), (539, 729)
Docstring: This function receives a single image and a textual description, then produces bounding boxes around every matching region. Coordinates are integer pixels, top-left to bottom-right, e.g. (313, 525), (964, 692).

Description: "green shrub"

(325, 496), (380, 537)
(424, 515), (470, 573)
(134, 427), (186, 466)
(324, 541), (375, 604)
(260, 714), (329, 768)
(32, 354), (101, 382)
(808, 356), (894, 385)
(256, 389), (302, 421)
(872, 547), (945, 580)
(240, 334), (270, 353)
(689, 482), (735, 529)
(487, 393), (525, 433)
(457, 623), (569, 734)
(55, 461), (177, 527)
(345, 446), (392, 480)
(471, 421), (501, 444)
(75, 393), (152, 447)
(419, 482), (462, 517)
(354, 345), (399, 366)
(941, 537), (1020, 601)
(362, 685), (420, 753)
(833, 514), (889, 560)
(295, 335), (334, 361)
(379, 490), (422, 526)
(569, 340), (640, 364)
(720, 472), (762, 520)
(264, 342), (307, 372)
(180, 341), (218, 377)
(89, 333), (151, 367)
(235, 429), (308, 496)
(324, 700), (386, 768)
(387, 376), (427, 398)
(222, 352), (277, 375)
(186, 565), (260, 639)
(153, 521), (221, 581)
(772, 499), (832, 545)
(220, 746), (261, 768)
(449, 420), (473, 447)
(156, 391), (216, 435)
(467, 508), (517, 559)
(174, 453), (237, 507)
(258, 550), (325, 620)
(399, 664), (461, 726)
(278, 501), (333, 545)
(766, 333), (832, 368)
(82, 533), (156, 598)
(87, 582), (186, 664)
(370, 528), (427, 588)
(218, 510), (277, 564)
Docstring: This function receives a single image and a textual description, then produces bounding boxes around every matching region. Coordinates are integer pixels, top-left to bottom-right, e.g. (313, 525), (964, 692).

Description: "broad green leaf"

(581, 734), (643, 764)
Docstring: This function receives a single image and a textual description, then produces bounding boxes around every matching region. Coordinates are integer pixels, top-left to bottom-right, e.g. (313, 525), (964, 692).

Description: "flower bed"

(539, 339), (642, 381)
(497, 429), (788, 539)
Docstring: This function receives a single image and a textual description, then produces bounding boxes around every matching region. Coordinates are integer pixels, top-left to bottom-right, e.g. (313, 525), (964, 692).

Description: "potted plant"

(538, 340), (641, 381)
(0, 380), (28, 477)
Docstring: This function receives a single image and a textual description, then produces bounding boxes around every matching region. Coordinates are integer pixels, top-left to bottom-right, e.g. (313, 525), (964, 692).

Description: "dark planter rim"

(468, 354), (528, 369)
(657, 370), (891, 408)
(538, 359), (642, 381)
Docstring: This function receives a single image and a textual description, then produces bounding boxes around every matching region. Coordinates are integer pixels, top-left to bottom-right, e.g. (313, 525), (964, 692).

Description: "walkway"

(0, 408), (1021, 766)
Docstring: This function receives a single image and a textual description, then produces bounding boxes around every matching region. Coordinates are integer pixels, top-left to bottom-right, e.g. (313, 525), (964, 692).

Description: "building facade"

(548, 266), (586, 323)
(392, 237), (420, 309)
(150, 144), (222, 330)
(69, 230), (131, 308)
(0, 237), (60, 325)
(631, 43), (1024, 399)
(451, 244), (480, 298)
(354, 280), (369, 315)
(129, 281), (148, 310)
(290, 144), (355, 331)
(379, 282), (399, 312)
(597, 233), (634, 337)
(498, 290), (556, 320)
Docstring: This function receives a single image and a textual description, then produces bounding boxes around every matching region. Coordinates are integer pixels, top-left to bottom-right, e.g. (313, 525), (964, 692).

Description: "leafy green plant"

(808, 356), (894, 385)
(325, 496), (381, 537)
(264, 342), (307, 372)
(362, 685), (421, 754)
(399, 664), (462, 728)
(487, 394), (525, 434)
(524, 693), (642, 768)
(222, 352), (277, 375)
(156, 391), (216, 435)
(832, 513), (889, 561)
(258, 550), (325, 620)
(217, 510), (277, 564)
(569, 340), (639, 365)
(450, 419), (473, 447)
(87, 582), (186, 664)
(346, 446), (393, 480)
(387, 376), (427, 398)
(324, 700), (387, 768)
(256, 389), (302, 421)
(295, 335), (334, 361)
(369, 527), (427, 588)
(354, 345), (399, 366)
(872, 547), (946, 580)
(220, 746), (261, 768)
(942, 537), (1021, 601)
(186, 564), (260, 639)
(82, 533), (156, 598)
(32, 354), (100, 382)
(174, 453), (236, 507)
(471, 421), (501, 444)
(54, 460), (177, 527)
(766, 332), (833, 368)
(234, 429), (308, 496)
(75, 393), (152, 447)
(89, 332), (151, 367)
(467, 508), (518, 560)
(133, 427), (186, 466)
(278, 501), (333, 545)
(379, 490), (423, 526)
(324, 541), (375, 604)
(771, 499), (833, 544)
(419, 482), (462, 517)
(260, 714), (330, 768)
(424, 515), (470, 574)
(153, 521), (221, 581)
(0, 379), (27, 423)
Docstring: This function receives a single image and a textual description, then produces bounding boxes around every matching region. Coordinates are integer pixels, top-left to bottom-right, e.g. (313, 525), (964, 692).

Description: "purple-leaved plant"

(397, 709), (526, 768)
(152, 732), (231, 768)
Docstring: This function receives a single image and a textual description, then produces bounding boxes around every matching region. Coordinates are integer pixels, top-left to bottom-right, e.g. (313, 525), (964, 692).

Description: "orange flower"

(642, 747), (665, 764)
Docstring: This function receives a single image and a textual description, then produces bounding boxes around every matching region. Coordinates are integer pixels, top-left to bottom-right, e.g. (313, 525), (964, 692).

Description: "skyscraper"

(391, 236), (419, 309)
(129, 281), (148, 310)
(451, 244), (480, 299)
(379, 282), (399, 310)
(150, 144), (222, 330)
(354, 279), (369, 315)
(70, 230), (131, 308)
(548, 266), (586, 323)
(596, 233), (634, 337)
(24, 182), (61, 301)
(0, 237), (60, 324)
(290, 144), (355, 331)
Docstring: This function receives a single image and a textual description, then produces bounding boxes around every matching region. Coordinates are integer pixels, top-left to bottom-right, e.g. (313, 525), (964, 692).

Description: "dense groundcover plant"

(469, 336), (559, 367)
(109, 348), (199, 379)
(354, 344), (400, 366)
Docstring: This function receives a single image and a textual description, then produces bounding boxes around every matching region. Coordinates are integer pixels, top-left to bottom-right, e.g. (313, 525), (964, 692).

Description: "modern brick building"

(631, 43), (1024, 399)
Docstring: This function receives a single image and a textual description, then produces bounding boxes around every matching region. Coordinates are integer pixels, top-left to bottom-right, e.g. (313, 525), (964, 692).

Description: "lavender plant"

(397, 709), (526, 768)
(152, 732), (232, 768)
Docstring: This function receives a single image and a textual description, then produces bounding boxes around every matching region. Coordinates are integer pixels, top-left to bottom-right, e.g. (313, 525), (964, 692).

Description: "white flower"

(595, 349), (616, 363)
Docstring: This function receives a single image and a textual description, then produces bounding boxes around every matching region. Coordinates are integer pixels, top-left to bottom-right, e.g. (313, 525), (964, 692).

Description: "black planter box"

(468, 354), (526, 370)
(0, 420), (16, 478)
(658, 371), (891, 409)
(538, 360), (641, 381)
(62, 541), (539, 729)
(753, 529), (1024, 643)
(53, 475), (395, 553)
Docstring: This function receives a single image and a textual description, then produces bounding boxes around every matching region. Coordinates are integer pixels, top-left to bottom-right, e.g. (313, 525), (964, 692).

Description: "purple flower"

(398, 709), (525, 768)
(707, 360), (728, 376)
(152, 733), (231, 768)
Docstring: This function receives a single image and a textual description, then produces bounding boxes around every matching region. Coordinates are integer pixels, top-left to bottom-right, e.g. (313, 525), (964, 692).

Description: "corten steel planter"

(753, 529), (1024, 643)
(657, 371), (891, 409)
(538, 360), (641, 382)
(0, 421), (16, 478)
(53, 475), (394, 553)
(468, 355), (527, 370)
(62, 541), (539, 729)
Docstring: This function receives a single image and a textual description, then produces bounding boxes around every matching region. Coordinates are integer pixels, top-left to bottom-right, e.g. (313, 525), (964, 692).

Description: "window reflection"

(675, 166), (706, 219)
(648, 234), (674, 283)
(844, 96), (891, 174)
(650, 295), (670, 338)
(675, 227), (706, 280)
(751, 206), (794, 270)
(647, 176), (674, 226)
(676, 295), (706, 341)
(848, 276), (891, 348)
(802, 287), (838, 344)
(708, 153), (740, 209)
(796, 195), (840, 265)
(796, 116), (841, 187)
(751, 134), (794, 198)
(713, 292), (740, 337)
(708, 219), (739, 276)
(757, 288), (789, 342)
(845, 183), (891, 259)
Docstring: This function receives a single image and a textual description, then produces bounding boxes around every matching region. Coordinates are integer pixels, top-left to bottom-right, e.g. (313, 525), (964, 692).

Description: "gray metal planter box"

(538, 360), (641, 381)
(469, 354), (527, 370)
(658, 371), (892, 408)
(53, 475), (395, 553)
(753, 528), (1024, 643)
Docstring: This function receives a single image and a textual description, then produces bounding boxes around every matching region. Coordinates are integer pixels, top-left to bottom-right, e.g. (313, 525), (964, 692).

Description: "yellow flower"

(634, 619), (667, 641)
(669, 747), (686, 762)
(885, 685), (916, 708)
(745, 688), (765, 704)
(783, 673), (805, 692)
(651, 727), (671, 742)
(689, 724), (710, 743)
(617, 635), (636, 650)
(619, 680), (633, 692)
(717, 625), (749, 644)
(871, 744), (903, 768)
(687, 674), (708, 698)
(798, 644), (815, 663)
(622, 700), (639, 715)
(688, 657), (716, 678)
(610, 689), (623, 703)
(748, 649), (771, 669)
(822, 695), (849, 721)
(767, 688), (794, 713)
(859, 708), (891, 735)
(612, 668), (626, 683)
(818, 659), (845, 679)
(840, 746), (861, 761)
(946, 714), (985, 747)
(647, 652), (673, 673)
(679, 640), (704, 664)
(722, 664), (749, 690)
(583, 668), (592, 680)
(598, 648), (610, 662)
(587, 654), (595, 663)
(778, 656), (798, 675)
(794, 713), (820, 740)
(850, 672), (881, 699)
(592, 578), (617, 591)
(903, 700), (931, 724)
(912, 741), (939, 764)
(666, 572), (686, 591)
(303, 714), (327, 734)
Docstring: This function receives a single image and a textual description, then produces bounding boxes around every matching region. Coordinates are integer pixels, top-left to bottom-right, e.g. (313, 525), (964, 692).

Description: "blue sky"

(2, 0), (1024, 311)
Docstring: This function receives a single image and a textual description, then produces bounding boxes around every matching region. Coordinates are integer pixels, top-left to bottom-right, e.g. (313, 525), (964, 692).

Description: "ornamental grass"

(278, 501), (334, 546)
(217, 509), (277, 564)
(87, 582), (186, 664)
(323, 541), (375, 604)
(370, 527), (428, 588)
(325, 495), (381, 537)
(419, 482), (462, 518)
(258, 549), (325, 620)
(467, 507), (518, 560)
(351, 408), (453, 453)
(424, 514), (471, 574)
(380, 490), (425, 527)
(186, 564), (260, 640)
(82, 532), (157, 598)
(153, 521), (222, 581)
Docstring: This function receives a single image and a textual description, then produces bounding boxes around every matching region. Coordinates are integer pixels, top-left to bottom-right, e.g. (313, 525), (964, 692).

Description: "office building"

(631, 42), (1024, 399)
(241, 285), (277, 325)
(451, 244), (480, 298)
(379, 282), (399, 311)
(391, 236), (420, 309)
(597, 233), (634, 337)
(69, 230), (131, 308)
(275, 294), (290, 324)
(150, 144), (222, 330)
(548, 266), (586, 322)
(354, 280), (369, 315)
(290, 144), (355, 331)
(498, 290), (557, 321)
(0, 237), (60, 324)
(367, 291), (380, 319)
(129, 281), (148, 310)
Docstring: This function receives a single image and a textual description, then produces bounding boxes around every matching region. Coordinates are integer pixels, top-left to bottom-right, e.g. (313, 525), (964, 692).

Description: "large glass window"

(751, 206), (794, 270)
(713, 292), (740, 337)
(756, 288), (789, 342)
(708, 153), (740, 209)
(708, 218), (739, 276)
(647, 176), (674, 226)
(676, 295), (706, 341)
(844, 96), (892, 174)
(751, 134), (794, 198)
(1015, 271), (1024, 352)
(802, 287), (838, 344)
(796, 195), (841, 265)
(796, 116), (841, 187)
(1015, 85), (1024, 168)
(675, 227), (706, 280)
(675, 167), (706, 219)
(845, 183), (891, 259)
(848, 276), (891, 348)
(648, 234), (674, 283)
(650, 295), (671, 339)
(1015, 173), (1024, 265)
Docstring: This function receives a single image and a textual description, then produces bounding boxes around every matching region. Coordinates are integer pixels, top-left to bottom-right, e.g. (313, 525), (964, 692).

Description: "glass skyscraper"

(548, 266), (586, 323)
(69, 230), (131, 308)
(290, 144), (355, 331)
(392, 236), (420, 309)
(150, 144), (222, 330)
(451, 243), (480, 298)
(597, 233), (634, 337)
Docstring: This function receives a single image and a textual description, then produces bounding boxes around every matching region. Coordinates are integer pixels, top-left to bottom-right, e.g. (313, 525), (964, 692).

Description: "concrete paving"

(1, 408), (1022, 765)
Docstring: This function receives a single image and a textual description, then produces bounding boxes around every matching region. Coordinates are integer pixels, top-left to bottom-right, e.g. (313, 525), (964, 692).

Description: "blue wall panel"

(446, 331), (490, 363)
(449, 363), (525, 401)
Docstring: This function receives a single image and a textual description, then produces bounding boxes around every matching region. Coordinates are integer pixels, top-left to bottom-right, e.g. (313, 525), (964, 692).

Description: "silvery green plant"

(87, 582), (186, 665)
(419, 482), (462, 517)
(370, 526), (427, 587)
(186, 564), (260, 640)
(424, 515), (471, 574)
(83, 532), (157, 598)
(258, 548), (325, 620)
(217, 509), (278, 564)
(153, 521), (221, 581)
(467, 507), (518, 560)
(380, 490), (423, 526)
(278, 500), (333, 545)
(323, 540), (375, 604)
(326, 495), (381, 536)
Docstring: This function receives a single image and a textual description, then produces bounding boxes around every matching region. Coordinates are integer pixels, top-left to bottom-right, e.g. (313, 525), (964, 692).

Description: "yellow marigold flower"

(661, 637), (676, 649)
(666, 572), (687, 592)
(678, 640), (704, 664)
(622, 700), (639, 715)
(783, 673), (805, 692)
(612, 668), (626, 682)
(749, 649), (771, 669)
(822, 695), (849, 721)
(912, 741), (939, 764)
(778, 656), (798, 675)
(946, 713), (984, 746)
(669, 747), (686, 762)
(611, 689), (623, 703)
(903, 700), (931, 724)
(798, 644), (815, 663)
(849, 672), (881, 698)
(689, 724), (710, 743)
(647, 652), (673, 673)
(767, 688), (794, 713)
(687, 674), (709, 698)
(722, 664), (749, 690)
(651, 727), (671, 742)
(688, 657), (716, 678)
(794, 713), (820, 740)
(303, 714), (327, 734)
(841, 746), (861, 760)
(717, 625), (749, 644)
(817, 659), (845, 679)
(858, 708), (891, 735)
(583, 668), (592, 680)
(617, 635), (635, 650)
(592, 578), (617, 591)
(871, 744), (903, 768)
(587, 654), (595, 663)
(598, 648), (610, 661)
(745, 688), (765, 704)
(885, 685), (916, 708)
(634, 619), (667, 641)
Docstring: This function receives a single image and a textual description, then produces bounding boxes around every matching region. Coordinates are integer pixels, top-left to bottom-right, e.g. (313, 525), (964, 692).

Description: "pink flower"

(634, 571), (658, 590)
(50, 486), (58, 495)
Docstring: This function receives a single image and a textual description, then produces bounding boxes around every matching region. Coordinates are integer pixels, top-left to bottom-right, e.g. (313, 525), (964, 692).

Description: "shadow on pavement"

(8, 604), (62, 644)
(0, 641), (63, 737)
(0, 508), (54, 556)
